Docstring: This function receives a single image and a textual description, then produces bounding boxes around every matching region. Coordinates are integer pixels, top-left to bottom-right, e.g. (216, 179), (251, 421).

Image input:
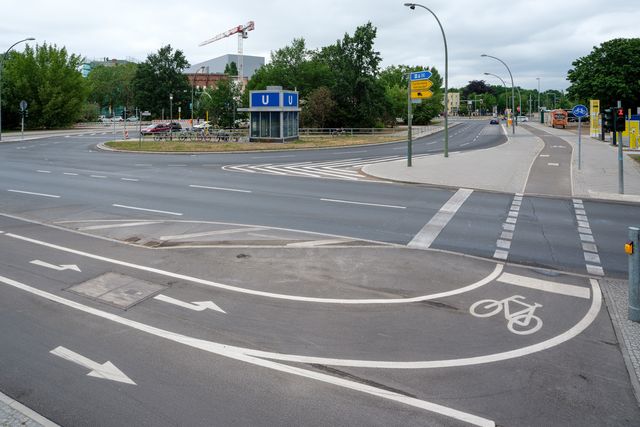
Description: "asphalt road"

(0, 119), (639, 426)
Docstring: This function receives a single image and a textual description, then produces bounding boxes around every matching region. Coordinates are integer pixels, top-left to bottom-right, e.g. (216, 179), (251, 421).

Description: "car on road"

(141, 123), (171, 135)
(193, 121), (212, 130)
(516, 116), (529, 122)
(490, 119), (499, 125)
(126, 116), (139, 122)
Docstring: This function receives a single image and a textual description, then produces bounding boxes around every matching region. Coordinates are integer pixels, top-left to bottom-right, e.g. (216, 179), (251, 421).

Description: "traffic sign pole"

(572, 104), (588, 171)
(407, 76), (412, 167)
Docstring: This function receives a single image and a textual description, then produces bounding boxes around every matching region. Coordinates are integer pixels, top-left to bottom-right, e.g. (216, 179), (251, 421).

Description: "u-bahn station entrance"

(239, 86), (300, 142)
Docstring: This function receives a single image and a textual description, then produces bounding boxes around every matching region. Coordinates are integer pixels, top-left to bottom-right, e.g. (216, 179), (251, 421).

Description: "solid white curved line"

(238, 279), (602, 368)
(0, 275), (494, 426)
(5, 232), (502, 305)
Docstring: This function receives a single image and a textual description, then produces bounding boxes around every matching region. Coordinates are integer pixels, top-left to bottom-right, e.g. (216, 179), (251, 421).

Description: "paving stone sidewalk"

(0, 391), (55, 427)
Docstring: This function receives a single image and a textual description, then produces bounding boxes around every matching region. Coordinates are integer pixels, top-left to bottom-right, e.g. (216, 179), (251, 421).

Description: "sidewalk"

(0, 390), (57, 427)
(362, 121), (640, 202)
(363, 120), (640, 404)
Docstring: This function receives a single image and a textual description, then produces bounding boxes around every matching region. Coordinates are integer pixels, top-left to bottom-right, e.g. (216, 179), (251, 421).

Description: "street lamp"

(169, 93), (173, 139)
(190, 66), (205, 128)
(484, 72), (509, 116)
(0, 37), (35, 142)
(536, 77), (541, 116)
(404, 3), (449, 157)
(481, 54), (515, 134)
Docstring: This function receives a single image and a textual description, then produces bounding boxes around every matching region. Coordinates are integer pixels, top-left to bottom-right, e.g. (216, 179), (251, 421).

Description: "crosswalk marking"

(222, 154), (433, 181)
(497, 272), (591, 299)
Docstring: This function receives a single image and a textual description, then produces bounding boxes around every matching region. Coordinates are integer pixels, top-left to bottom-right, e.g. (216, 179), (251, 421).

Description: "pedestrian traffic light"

(603, 108), (613, 132)
(616, 108), (626, 132)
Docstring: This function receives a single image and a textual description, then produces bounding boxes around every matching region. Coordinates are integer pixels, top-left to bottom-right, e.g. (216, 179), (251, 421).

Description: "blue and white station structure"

(238, 86), (300, 142)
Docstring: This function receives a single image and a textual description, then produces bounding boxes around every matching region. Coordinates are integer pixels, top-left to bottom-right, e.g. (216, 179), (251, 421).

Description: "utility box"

(238, 86), (300, 142)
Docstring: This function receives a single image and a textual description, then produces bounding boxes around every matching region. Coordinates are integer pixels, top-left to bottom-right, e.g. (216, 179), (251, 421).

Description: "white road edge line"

(112, 204), (182, 216)
(408, 189), (473, 249)
(79, 221), (160, 231)
(0, 275), (493, 427)
(7, 189), (60, 198)
(3, 232), (501, 304)
(320, 198), (406, 210)
(159, 227), (265, 241)
(189, 184), (252, 193)
(497, 272), (590, 299)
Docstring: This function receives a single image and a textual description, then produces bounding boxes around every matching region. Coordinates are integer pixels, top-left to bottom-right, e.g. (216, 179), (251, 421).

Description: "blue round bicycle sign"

(572, 104), (588, 118)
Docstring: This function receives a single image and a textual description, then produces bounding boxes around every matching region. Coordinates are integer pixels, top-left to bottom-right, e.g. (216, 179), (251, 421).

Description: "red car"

(141, 123), (171, 135)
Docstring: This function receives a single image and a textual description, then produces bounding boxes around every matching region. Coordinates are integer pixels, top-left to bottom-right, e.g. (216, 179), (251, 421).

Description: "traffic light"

(603, 108), (613, 132)
(615, 107), (626, 132)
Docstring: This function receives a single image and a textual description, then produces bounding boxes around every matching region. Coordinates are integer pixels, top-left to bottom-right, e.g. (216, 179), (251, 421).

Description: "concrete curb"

(0, 390), (59, 427)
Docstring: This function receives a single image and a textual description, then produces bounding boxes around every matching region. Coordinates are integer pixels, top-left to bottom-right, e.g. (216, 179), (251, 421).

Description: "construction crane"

(199, 21), (255, 87)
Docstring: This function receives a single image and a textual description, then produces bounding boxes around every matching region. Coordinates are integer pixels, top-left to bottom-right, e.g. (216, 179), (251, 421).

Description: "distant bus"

(551, 109), (568, 129)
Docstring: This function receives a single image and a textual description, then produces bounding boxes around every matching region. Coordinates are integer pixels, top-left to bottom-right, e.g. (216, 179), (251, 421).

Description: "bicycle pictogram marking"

(470, 295), (543, 335)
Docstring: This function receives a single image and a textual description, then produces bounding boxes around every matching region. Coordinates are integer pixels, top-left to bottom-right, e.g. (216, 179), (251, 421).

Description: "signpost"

(407, 71), (433, 166)
(572, 104), (588, 170)
(139, 110), (151, 147)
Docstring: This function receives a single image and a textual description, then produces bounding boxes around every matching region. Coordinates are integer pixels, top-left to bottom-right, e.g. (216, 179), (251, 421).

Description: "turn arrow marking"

(154, 293), (226, 313)
(50, 346), (136, 385)
(30, 260), (81, 272)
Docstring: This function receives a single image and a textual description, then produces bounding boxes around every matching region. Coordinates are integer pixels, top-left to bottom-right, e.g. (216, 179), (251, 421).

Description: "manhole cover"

(68, 272), (166, 309)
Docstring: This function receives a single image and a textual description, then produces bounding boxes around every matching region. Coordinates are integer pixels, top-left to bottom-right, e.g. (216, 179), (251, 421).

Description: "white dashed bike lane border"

(493, 193), (522, 260)
(572, 198), (604, 276)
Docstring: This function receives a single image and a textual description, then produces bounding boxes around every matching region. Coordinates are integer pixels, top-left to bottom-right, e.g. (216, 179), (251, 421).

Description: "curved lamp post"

(484, 72), (509, 116)
(190, 66), (206, 128)
(0, 37), (35, 142)
(404, 3), (449, 157)
(481, 54), (515, 134)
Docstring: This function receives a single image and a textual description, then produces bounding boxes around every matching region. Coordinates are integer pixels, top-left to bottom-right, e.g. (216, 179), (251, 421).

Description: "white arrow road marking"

(50, 346), (136, 385)
(154, 294), (226, 313)
(5, 277), (492, 426)
(30, 260), (81, 272)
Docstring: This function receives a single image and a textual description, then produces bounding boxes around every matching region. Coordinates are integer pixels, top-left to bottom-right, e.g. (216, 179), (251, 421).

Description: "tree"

(224, 62), (238, 76)
(301, 86), (335, 128)
(315, 22), (387, 127)
(132, 45), (190, 120)
(2, 43), (88, 129)
(87, 62), (137, 114)
(198, 78), (240, 128)
(462, 80), (493, 99)
(567, 38), (640, 108)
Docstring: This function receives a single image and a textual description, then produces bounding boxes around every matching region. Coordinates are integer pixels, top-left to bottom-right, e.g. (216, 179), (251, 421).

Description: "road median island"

(103, 135), (407, 153)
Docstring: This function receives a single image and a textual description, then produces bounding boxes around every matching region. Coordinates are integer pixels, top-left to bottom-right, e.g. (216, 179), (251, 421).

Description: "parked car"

(490, 119), (499, 125)
(141, 123), (171, 135)
(126, 116), (139, 122)
(516, 116), (529, 122)
(193, 121), (211, 130)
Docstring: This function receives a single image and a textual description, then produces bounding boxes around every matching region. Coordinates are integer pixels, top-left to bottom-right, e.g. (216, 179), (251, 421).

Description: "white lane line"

(3, 232), (502, 304)
(112, 204), (182, 216)
(79, 221), (160, 231)
(321, 198), (406, 210)
(539, 154), (550, 158)
(90, 175), (107, 179)
(8, 189), (60, 198)
(63, 173), (79, 176)
(250, 155), (295, 159)
(497, 273), (591, 299)
(189, 184), (252, 193)
(167, 164), (186, 167)
(408, 189), (473, 249)
(547, 163), (559, 167)
(160, 227), (265, 241)
(121, 178), (139, 182)
(36, 170), (51, 173)
(0, 275), (494, 427)
(134, 164), (152, 166)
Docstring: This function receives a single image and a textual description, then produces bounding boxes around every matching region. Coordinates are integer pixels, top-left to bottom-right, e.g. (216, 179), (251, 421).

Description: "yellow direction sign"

(411, 80), (433, 91)
(411, 90), (433, 99)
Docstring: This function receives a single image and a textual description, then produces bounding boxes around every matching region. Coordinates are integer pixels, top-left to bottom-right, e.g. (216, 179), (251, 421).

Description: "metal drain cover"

(68, 272), (166, 309)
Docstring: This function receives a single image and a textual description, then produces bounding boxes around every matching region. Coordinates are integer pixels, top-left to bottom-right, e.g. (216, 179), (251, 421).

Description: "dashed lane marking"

(112, 204), (183, 216)
(321, 198), (406, 209)
(494, 193), (522, 260)
(7, 189), (60, 198)
(572, 199), (604, 276)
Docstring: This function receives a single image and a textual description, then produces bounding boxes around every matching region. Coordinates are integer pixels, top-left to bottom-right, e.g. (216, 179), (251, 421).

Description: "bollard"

(628, 227), (640, 322)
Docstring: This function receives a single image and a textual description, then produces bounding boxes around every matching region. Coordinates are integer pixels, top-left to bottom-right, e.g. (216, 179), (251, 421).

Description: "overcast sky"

(2, 0), (638, 91)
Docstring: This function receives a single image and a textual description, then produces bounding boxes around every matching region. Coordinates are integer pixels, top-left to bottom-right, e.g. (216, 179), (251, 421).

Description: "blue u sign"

(283, 92), (298, 107)
(251, 92), (280, 107)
